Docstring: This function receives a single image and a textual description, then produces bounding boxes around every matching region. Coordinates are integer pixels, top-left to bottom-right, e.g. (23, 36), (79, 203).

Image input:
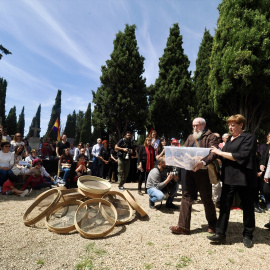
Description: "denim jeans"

(60, 167), (71, 183)
(147, 187), (165, 203)
(92, 157), (99, 176)
(0, 169), (14, 186)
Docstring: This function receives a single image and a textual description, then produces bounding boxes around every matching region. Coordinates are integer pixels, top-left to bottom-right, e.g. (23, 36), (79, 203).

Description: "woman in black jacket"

(208, 114), (257, 248)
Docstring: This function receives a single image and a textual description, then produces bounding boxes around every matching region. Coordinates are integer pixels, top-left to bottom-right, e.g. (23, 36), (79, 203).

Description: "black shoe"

(149, 199), (155, 209)
(207, 234), (226, 244)
(243, 237), (253, 248)
(264, 222), (270, 229)
(166, 203), (178, 209)
(258, 205), (265, 213)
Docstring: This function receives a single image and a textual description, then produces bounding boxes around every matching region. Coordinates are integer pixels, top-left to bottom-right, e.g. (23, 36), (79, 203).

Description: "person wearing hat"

(171, 139), (180, 147)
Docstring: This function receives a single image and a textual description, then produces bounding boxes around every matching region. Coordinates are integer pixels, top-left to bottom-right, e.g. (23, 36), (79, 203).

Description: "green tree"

(45, 90), (61, 140)
(75, 111), (84, 144)
(6, 106), (17, 135)
(0, 78), (7, 126)
(209, 0), (270, 133)
(27, 104), (41, 138)
(80, 103), (92, 144)
(0, 44), (12, 60)
(193, 29), (225, 134)
(148, 23), (193, 139)
(17, 107), (25, 137)
(92, 24), (148, 141)
(63, 110), (76, 139)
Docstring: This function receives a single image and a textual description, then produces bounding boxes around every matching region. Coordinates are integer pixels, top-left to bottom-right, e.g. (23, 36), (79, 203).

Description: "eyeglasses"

(4, 145), (11, 148)
(192, 124), (202, 128)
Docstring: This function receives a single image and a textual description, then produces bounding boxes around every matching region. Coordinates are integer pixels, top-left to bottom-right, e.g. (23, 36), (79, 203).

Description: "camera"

(167, 166), (179, 176)
(125, 149), (131, 159)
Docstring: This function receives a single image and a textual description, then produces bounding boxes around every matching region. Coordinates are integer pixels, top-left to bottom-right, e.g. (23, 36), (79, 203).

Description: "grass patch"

(176, 256), (192, 268)
(144, 263), (152, 269)
(147, 241), (154, 246)
(75, 243), (107, 270)
(207, 250), (213, 255)
(75, 258), (94, 270)
(237, 249), (244, 252)
(228, 258), (235, 264)
(37, 259), (44, 265)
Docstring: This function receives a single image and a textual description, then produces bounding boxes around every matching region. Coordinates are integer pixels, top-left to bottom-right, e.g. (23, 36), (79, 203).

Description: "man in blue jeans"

(146, 157), (178, 209)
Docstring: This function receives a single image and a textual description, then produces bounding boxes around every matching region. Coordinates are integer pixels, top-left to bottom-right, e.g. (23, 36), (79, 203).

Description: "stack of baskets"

(23, 176), (147, 238)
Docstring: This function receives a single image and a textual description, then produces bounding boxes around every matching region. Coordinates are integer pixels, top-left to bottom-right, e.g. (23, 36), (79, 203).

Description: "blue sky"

(0, 0), (222, 137)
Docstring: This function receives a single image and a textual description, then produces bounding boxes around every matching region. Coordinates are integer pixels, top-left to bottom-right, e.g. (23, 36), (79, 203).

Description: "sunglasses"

(4, 145), (11, 148)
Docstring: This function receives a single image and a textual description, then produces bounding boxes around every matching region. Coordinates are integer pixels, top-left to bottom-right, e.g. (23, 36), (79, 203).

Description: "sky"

(0, 0), (222, 137)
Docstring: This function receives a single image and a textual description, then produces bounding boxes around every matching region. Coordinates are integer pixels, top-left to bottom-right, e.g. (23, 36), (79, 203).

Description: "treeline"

(1, 0), (270, 143)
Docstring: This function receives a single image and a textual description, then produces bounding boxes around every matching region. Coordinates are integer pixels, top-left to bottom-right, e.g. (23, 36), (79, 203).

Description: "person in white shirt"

(0, 142), (15, 188)
(91, 138), (103, 176)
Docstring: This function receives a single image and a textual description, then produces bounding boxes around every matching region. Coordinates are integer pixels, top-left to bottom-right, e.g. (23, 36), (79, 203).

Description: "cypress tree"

(148, 23), (193, 139)
(17, 106), (25, 137)
(27, 104), (41, 138)
(193, 29), (224, 133)
(80, 103), (92, 144)
(75, 111), (84, 144)
(209, 0), (270, 133)
(63, 110), (76, 139)
(45, 90), (61, 140)
(92, 24), (148, 141)
(0, 78), (7, 126)
(6, 106), (17, 136)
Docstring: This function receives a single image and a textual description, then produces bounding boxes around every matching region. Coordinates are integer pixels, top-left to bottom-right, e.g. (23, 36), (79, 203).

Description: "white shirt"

(0, 151), (15, 167)
(92, 143), (103, 158)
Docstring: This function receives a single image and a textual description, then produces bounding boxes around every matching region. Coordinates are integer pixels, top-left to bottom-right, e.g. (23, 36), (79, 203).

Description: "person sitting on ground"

(60, 148), (73, 183)
(66, 154), (87, 189)
(22, 159), (56, 190)
(0, 142), (15, 188)
(146, 157), (178, 209)
(14, 145), (28, 165)
(2, 176), (32, 197)
(10, 133), (24, 152)
(25, 149), (37, 163)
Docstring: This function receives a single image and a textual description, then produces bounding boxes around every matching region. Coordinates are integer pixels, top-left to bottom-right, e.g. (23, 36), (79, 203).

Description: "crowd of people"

(1, 114), (270, 248)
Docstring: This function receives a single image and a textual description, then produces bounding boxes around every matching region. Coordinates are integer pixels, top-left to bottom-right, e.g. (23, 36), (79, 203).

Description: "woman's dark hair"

(14, 145), (24, 155)
(78, 153), (86, 159)
(157, 137), (166, 153)
(61, 148), (71, 158)
(1, 141), (10, 148)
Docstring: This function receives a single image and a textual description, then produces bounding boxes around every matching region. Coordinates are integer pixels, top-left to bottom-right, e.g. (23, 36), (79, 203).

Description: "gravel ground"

(1, 182), (270, 270)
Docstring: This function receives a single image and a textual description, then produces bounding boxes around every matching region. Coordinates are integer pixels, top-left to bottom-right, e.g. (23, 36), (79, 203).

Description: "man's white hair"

(222, 133), (230, 138)
(193, 117), (206, 125)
